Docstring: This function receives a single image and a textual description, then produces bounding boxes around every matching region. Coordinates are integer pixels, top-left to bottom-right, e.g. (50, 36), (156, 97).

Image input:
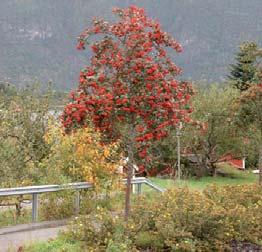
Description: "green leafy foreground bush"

(62, 184), (261, 251)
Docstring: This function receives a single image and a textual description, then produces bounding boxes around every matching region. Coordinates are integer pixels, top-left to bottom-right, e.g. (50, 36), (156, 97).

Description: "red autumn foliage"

(62, 6), (194, 158)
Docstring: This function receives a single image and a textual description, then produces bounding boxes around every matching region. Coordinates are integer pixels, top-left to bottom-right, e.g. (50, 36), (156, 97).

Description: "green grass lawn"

(23, 238), (83, 252)
(147, 166), (257, 191)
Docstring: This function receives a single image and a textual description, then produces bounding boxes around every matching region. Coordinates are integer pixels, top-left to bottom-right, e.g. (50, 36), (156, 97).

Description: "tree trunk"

(259, 144), (262, 186)
(15, 195), (23, 218)
(210, 162), (217, 177)
(124, 125), (135, 221)
(124, 157), (133, 221)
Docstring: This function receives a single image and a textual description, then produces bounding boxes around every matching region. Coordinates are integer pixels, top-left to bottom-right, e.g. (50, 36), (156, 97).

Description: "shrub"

(65, 208), (137, 251)
(64, 184), (262, 251)
(40, 191), (75, 221)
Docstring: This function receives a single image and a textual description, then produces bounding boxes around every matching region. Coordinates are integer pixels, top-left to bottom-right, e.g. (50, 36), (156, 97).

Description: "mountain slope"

(0, 0), (261, 89)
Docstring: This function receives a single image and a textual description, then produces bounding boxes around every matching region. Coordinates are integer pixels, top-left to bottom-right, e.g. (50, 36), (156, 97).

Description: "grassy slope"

(0, 208), (32, 228)
(23, 239), (82, 252)
(148, 165), (257, 191)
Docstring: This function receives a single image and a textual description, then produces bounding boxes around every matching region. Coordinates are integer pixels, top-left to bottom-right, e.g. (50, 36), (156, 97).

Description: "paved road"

(0, 221), (67, 252)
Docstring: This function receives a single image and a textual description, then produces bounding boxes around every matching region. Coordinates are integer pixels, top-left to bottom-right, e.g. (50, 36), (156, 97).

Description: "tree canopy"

(62, 5), (193, 218)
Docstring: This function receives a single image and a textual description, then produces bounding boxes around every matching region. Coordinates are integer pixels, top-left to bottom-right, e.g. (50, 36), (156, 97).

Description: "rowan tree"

(62, 6), (193, 219)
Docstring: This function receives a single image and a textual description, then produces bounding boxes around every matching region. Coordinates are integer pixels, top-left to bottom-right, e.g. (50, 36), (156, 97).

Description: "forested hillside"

(0, 0), (261, 89)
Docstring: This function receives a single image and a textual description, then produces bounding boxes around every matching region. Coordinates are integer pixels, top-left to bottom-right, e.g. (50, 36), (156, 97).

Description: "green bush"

(65, 208), (136, 251)
(39, 191), (75, 221)
(64, 184), (262, 251)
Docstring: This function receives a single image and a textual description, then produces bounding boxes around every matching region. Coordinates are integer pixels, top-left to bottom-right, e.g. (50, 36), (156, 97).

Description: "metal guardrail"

(0, 177), (165, 222)
(143, 179), (166, 193)
(0, 182), (93, 196)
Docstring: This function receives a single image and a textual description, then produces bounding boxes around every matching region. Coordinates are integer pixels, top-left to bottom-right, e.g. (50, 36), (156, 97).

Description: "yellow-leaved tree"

(42, 121), (122, 191)
(39, 121), (122, 220)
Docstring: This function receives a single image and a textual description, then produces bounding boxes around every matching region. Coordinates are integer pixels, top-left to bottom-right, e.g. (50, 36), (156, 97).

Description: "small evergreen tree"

(234, 83), (262, 185)
(228, 42), (259, 92)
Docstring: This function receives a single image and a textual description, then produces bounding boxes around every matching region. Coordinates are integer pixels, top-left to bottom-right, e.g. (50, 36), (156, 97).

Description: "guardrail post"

(32, 193), (38, 222)
(136, 183), (142, 194)
(74, 190), (80, 215)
